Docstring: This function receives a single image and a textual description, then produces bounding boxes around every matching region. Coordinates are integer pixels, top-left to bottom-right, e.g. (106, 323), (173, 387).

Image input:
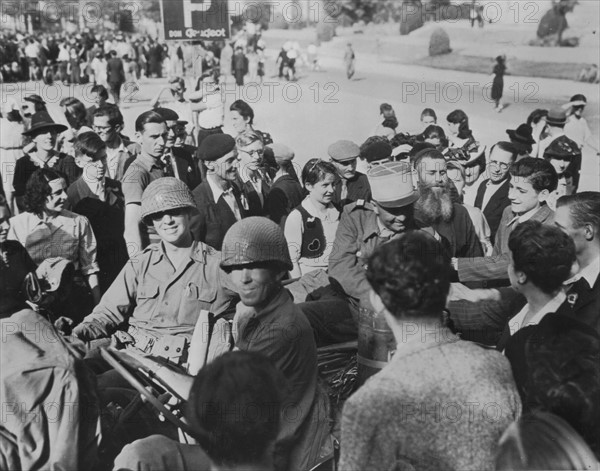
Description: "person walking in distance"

(344, 43), (356, 80)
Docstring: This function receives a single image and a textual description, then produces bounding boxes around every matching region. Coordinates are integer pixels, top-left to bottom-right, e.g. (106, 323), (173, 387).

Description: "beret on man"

(268, 143), (294, 162)
(198, 134), (236, 161)
(328, 140), (360, 162)
(362, 140), (393, 163)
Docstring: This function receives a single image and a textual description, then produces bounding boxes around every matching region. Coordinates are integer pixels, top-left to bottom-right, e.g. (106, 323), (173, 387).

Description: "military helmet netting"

(141, 177), (196, 222)
(220, 217), (293, 271)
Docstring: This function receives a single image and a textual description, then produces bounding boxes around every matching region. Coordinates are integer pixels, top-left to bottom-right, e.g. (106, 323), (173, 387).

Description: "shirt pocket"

(136, 283), (160, 320)
(178, 282), (218, 325)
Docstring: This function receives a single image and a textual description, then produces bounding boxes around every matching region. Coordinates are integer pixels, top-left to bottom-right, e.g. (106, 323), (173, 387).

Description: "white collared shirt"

(481, 179), (506, 210)
(206, 174), (241, 221)
(508, 291), (566, 336)
(564, 255), (600, 289)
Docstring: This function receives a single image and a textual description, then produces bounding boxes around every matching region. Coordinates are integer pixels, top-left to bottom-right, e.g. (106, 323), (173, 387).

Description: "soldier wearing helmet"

(73, 177), (237, 366)
(220, 217), (320, 471)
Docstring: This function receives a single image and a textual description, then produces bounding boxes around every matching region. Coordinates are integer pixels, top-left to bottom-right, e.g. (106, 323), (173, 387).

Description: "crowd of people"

(1, 42), (600, 470)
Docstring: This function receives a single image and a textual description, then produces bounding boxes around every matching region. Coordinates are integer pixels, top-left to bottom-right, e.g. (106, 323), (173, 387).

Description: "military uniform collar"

(148, 239), (208, 265)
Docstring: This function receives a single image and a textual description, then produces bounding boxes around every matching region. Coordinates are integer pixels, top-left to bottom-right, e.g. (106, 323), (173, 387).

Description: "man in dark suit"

(154, 108), (201, 190)
(106, 50), (125, 105)
(328, 139), (371, 210)
(553, 192), (600, 335)
(474, 141), (517, 243)
(190, 134), (250, 250)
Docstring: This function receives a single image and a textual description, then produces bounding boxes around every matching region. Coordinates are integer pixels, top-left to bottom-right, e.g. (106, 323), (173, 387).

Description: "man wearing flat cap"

(329, 161), (425, 311)
(329, 140), (371, 210)
(264, 143), (304, 225)
(190, 134), (250, 250)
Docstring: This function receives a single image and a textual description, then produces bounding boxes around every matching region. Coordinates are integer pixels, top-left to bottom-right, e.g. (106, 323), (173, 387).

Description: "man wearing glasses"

(92, 104), (134, 181)
(474, 142), (518, 243)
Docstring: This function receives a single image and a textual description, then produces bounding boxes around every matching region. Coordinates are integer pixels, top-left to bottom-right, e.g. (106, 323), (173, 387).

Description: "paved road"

(2, 51), (598, 190)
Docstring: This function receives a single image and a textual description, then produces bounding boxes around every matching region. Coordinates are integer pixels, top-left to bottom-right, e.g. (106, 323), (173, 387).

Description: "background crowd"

(1, 28), (600, 471)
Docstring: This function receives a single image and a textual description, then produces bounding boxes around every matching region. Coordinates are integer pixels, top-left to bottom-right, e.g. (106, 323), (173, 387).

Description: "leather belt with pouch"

(127, 326), (188, 365)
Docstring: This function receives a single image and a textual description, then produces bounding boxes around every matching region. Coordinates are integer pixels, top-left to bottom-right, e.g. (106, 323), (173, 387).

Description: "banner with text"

(160, 0), (230, 41)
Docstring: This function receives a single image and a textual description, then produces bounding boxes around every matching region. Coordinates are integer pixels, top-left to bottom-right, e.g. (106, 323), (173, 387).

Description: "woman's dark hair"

(90, 84), (109, 100)
(366, 231), (450, 319)
(420, 108), (437, 123)
(515, 314), (600, 459)
(302, 158), (338, 187)
(135, 110), (165, 133)
(496, 411), (598, 470)
(74, 132), (106, 161)
(380, 103), (397, 130)
(527, 109), (548, 126)
(185, 351), (283, 467)
(61, 97), (88, 130)
(446, 109), (472, 140)
(230, 99), (254, 126)
(508, 220), (575, 294)
(23, 168), (65, 214)
(94, 103), (124, 128)
(509, 157), (558, 194)
(420, 125), (449, 149)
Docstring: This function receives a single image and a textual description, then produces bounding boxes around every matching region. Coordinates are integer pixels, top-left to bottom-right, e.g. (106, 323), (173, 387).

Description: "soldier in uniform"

(328, 139), (371, 210)
(328, 161), (421, 311)
(73, 177), (237, 367)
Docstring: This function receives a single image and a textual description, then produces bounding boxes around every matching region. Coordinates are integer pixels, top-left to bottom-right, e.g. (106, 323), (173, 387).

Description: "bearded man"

(413, 149), (483, 259)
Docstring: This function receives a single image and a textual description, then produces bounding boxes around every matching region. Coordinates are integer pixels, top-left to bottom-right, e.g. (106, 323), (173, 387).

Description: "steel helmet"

(141, 177), (196, 224)
(220, 217), (292, 271)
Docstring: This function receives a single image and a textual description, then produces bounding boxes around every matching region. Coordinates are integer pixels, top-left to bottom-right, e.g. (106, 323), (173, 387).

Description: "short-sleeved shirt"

(121, 153), (165, 205)
(8, 210), (99, 276)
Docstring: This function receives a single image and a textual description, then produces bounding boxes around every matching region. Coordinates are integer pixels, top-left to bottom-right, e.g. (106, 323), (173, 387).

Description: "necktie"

(221, 188), (241, 221)
(340, 179), (348, 202)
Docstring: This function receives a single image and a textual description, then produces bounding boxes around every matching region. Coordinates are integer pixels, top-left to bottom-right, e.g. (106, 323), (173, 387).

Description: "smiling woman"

(284, 159), (340, 279)
(7, 168), (100, 321)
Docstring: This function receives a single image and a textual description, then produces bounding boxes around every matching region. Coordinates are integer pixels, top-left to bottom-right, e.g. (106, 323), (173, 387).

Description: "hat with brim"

(22, 111), (67, 136)
(24, 94), (46, 105)
(546, 108), (567, 127)
(566, 100), (587, 108)
(506, 123), (535, 146)
(368, 161), (418, 208)
(543, 135), (581, 161)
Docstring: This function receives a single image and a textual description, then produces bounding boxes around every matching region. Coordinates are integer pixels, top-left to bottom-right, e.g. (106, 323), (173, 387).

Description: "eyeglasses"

(489, 160), (510, 171)
(150, 207), (187, 221)
(93, 125), (113, 133)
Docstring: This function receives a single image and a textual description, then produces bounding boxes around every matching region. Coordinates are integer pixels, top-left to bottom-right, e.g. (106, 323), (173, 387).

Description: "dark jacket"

(190, 180), (250, 250)
(66, 177), (128, 291)
(171, 145), (202, 190)
(332, 172), (371, 210)
(106, 57), (125, 84)
(554, 273), (600, 335)
(265, 175), (304, 225)
(474, 178), (511, 244)
(433, 203), (483, 259)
